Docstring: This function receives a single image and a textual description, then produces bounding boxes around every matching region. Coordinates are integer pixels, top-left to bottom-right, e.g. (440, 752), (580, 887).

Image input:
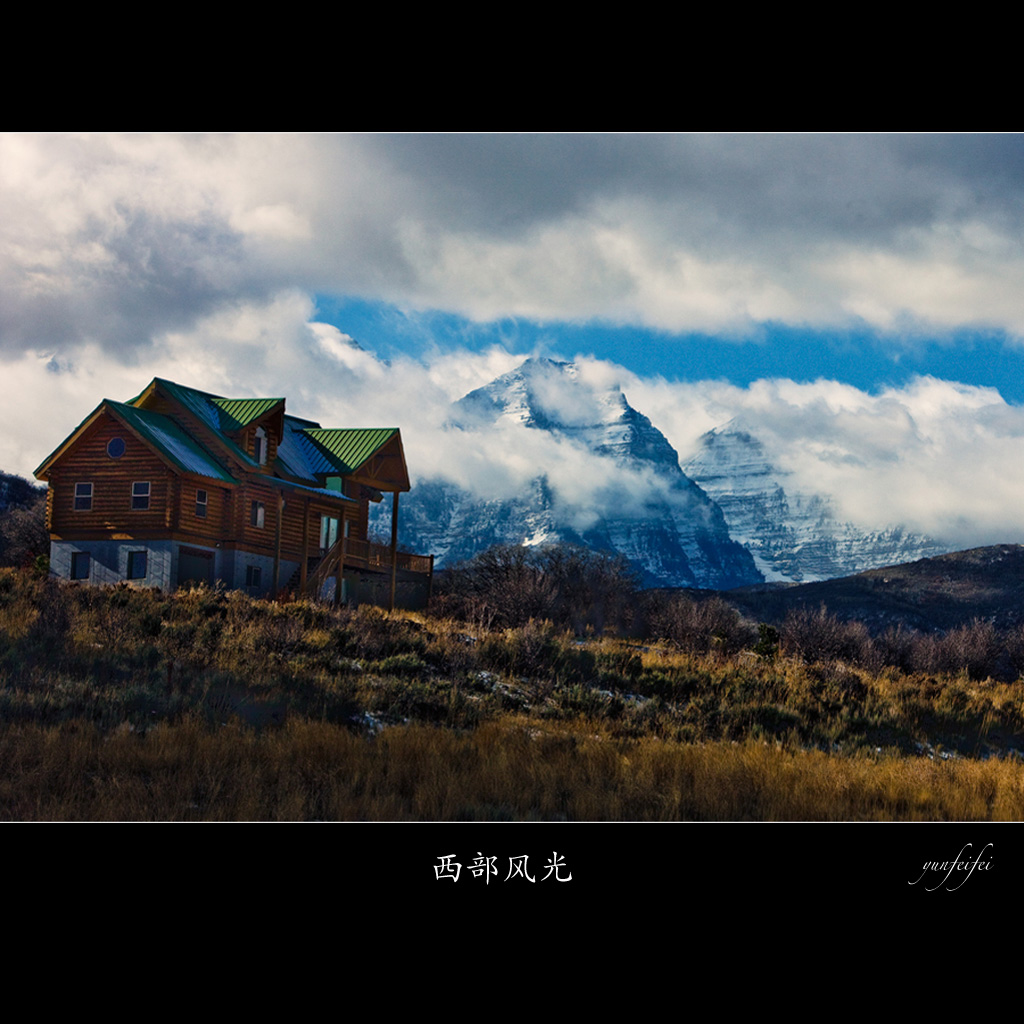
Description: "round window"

(107, 437), (126, 458)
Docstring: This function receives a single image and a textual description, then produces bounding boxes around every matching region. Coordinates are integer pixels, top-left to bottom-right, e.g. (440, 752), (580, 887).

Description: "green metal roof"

(121, 379), (403, 485)
(300, 427), (398, 474)
(210, 396), (283, 432)
(145, 378), (282, 432)
(139, 379), (285, 469)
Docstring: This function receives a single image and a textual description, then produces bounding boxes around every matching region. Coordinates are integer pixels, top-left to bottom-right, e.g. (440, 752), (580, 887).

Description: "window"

(246, 565), (262, 588)
(132, 481), (150, 510)
(254, 426), (267, 465)
(320, 515), (339, 550)
(106, 437), (126, 459)
(74, 482), (93, 511)
(250, 501), (265, 528)
(71, 551), (90, 580)
(195, 489), (208, 518)
(127, 550), (147, 580)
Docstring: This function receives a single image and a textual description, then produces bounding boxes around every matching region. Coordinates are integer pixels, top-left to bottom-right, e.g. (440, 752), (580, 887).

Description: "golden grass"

(3, 715), (1024, 821)
(4, 569), (1024, 820)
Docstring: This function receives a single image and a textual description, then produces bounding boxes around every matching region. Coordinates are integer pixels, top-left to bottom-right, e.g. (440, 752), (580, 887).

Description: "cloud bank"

(6, 133), (1024, 361)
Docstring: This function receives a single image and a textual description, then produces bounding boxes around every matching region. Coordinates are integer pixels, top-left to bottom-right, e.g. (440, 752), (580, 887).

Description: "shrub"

(436, 543), (641, 633)
(781, 606), (872, 666)
(645, 592), (756, 656)
(754, 623), (780, 661)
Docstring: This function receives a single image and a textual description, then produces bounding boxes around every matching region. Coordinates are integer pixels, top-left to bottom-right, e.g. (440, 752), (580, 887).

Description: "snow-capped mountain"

(682, 421), (948, 583)
(393, 358), (763, 589)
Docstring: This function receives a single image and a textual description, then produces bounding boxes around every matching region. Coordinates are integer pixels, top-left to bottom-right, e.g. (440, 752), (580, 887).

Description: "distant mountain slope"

(0, 471), (44, 512)
(683, 420), (948, 583)
(394, 358), (762, 589)
(725, 545), (1024, 633)
(0, 470), (47, 569)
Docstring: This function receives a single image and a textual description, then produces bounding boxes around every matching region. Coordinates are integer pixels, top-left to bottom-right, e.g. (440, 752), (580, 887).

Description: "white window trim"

(132, 481), (151, 511)
(254, 426), (268, 466)
(74, 482), (93, 511)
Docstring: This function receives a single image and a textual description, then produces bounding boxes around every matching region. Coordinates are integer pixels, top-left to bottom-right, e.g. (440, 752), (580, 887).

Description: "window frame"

(131, 481), (151, 511)
(195, 488), (208, 519)
(250, 500), (265, 529)
(254, 426), (267, 466)
(74, 482), (93, 511)
(245, 565), (262, 589)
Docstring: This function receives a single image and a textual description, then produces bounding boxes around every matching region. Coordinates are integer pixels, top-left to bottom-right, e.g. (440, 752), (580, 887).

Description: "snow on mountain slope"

(393, 358), (763, 589)
(682, 421), (949, 583)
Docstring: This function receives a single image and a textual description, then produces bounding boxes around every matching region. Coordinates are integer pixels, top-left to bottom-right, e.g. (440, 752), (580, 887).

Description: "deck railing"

(301, 538), (433, 598)
(342, 538), (433, 575)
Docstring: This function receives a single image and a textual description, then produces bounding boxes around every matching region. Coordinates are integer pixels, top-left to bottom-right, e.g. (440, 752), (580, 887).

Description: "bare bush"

(646, 592), (756, 656)
(0, 492), (48, 569)
(781, 606), (873, 667)
(919, 618), (1008, 680)
(436, 543), (640, 633)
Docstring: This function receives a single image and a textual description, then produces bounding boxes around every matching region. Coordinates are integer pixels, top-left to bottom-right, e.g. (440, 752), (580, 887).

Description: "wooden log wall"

(48, 413), (175, 537)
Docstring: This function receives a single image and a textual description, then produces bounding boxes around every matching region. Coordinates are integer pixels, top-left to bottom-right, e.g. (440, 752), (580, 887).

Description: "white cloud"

(6, 133), (1024, 357)
(628, 369), (1024, 547)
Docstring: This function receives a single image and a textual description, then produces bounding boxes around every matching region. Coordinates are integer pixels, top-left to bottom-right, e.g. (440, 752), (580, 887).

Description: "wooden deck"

(342, 538), (433, 575)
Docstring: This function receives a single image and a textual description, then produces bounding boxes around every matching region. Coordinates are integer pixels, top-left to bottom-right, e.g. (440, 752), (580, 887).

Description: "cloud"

(627, 368), (1024, 547)
(6, 133), (1024, 361)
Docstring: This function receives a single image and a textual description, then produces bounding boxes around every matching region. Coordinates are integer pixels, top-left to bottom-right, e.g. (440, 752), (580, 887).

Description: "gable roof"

(138, 379), (284, 433)
(34, 399), (235, 484)
(301, 428), (398, 474)
(276, 416), (325, 482)
(38, 377), (409, 492)
(107, 401), (236, 482)
(129, 379), (287, 472)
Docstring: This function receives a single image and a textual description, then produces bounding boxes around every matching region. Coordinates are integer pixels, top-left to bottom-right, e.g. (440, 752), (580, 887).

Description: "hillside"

(682, 420), (948, 582)
(4, 557), (1024, 820)
(725, 544), (1024, 633)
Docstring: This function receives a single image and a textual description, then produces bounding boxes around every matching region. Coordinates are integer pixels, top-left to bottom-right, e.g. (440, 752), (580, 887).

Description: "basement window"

(74, 482), (93, 511)
(195, 489), (208, 518)
(132, 481), (150, 511)
(127, 550), (148, 580)
(246, 565), (262, 588)
(71, 551), (90, 580)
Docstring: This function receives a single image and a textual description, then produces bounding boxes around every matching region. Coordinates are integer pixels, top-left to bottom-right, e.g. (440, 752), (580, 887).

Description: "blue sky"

(4, 133), (1024, 547)
(313, 294), (1024, 401)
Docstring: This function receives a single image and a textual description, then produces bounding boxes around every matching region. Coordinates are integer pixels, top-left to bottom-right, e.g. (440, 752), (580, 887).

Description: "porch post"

(389, 490), (399, 612)
(300, 499), (310, 593)
(272, 491), (284, 600)
(334, 517), (348, 608)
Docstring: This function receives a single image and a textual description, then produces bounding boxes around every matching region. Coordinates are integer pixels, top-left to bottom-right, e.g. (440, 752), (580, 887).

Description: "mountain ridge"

(395, 357), (762, 589)
(682, 418), (949, 583)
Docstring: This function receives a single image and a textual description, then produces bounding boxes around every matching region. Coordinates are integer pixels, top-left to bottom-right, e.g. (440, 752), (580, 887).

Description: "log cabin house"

(33, 378), (433, 609)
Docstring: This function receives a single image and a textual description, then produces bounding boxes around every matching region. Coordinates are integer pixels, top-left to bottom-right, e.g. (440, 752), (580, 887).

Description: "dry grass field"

(3, 563), (1024, 821)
